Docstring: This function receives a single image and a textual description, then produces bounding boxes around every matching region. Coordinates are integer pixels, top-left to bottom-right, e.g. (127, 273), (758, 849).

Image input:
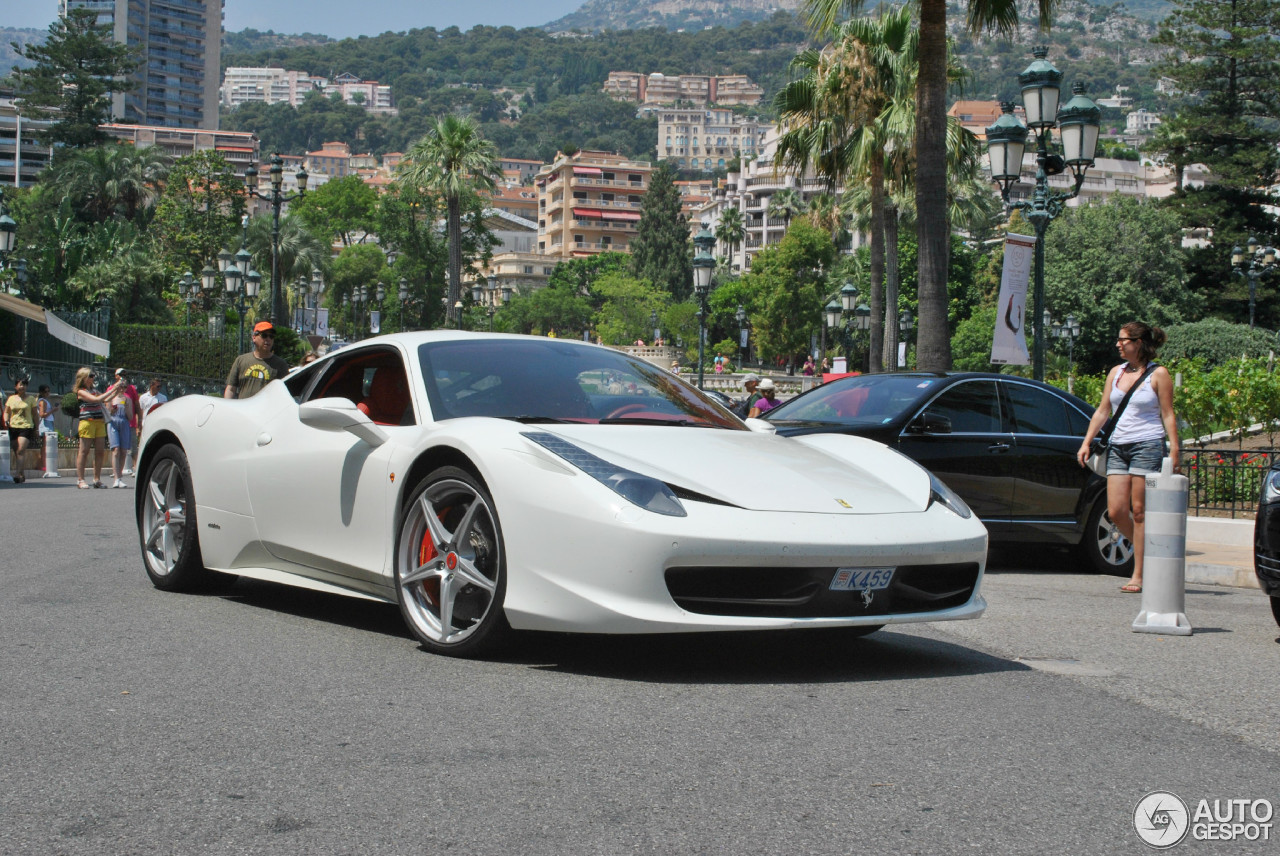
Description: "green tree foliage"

(630, 164), (692, 299)
(43, 144), (171, 225)
(328, 243), (391, 338)
(547, 252), (631, 295)
(950, 305), (1000, 371)
(292, 175), (379, 248)
(501, 282), (593, 337)
(149, 152), (247, 278)
(1162, 318), (1279, 367)
(743, 221), (836, 367)
(10, 8), (141, 148)
(1042, 197), (1204, 375)
(1152, 0), (1280, 190)
(591, 272), (667, 346)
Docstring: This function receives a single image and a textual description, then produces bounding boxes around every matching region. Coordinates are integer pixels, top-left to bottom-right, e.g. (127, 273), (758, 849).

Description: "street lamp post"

(177, 271), (197, 326)
(651, 309), (660, 346)
(398, 277), (409, 331)
(0, 187), (17, 278)
(692, 222), (717, 389)
(374, 282), (385, 336)
(986, 47), (1100, 382)
(1048, 311), (1082, 392)
(454, 300), (464, 330)
(244, 153), (308, 325)
(222, 252), (261, 354)
(1231, 238), (1277, 329)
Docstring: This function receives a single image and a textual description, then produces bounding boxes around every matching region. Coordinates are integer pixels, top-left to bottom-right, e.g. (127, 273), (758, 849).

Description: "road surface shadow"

(204, 578), (1024, 685)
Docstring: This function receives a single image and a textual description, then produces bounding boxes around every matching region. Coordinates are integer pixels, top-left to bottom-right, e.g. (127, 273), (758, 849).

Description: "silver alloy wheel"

(141, 456), (188, 578)
(397, 477), (501, 646)
(1093, 509), (1134, 569)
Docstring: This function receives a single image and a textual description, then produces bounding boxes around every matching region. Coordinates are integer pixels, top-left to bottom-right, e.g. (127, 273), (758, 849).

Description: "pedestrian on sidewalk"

(74, 367), (124, 489)
(105, 371), (135, 489)
(4, 377), (37, 483)
(225, 321), (290, 399)
(1076, 321), (1180, 594)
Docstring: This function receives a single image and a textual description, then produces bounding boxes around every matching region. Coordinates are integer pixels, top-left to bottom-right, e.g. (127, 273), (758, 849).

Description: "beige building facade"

(603, 72), (764, 106)
(535, 150), (653, 259)
(658, 107), (766, 172)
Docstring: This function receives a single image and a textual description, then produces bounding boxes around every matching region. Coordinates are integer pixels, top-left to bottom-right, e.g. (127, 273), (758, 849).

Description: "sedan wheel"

(138, 444), (213, 590)
(395, 467), (509, 656)
(1082, 498), (1135, 575)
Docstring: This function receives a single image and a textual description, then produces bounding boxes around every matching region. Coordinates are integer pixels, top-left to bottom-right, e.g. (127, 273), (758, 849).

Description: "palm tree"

(399, 116), (501, 325)
(775, 5), (914, 371)
(46, 144), (170, 223)
(765, 187), (805, 244)
(715, 205), (746, 271)
(805, 0), (1048, 371)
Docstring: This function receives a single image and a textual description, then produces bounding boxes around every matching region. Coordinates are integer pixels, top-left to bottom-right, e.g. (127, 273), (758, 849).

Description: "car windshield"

(765, 374), (944, 426)
(418, 338), (744, 429)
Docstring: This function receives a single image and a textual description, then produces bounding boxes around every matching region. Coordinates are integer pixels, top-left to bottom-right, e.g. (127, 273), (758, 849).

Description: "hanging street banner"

(990, 233), (1035, 366)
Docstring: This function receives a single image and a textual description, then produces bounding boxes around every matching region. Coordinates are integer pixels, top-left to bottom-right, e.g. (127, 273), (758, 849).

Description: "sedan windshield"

(765, 374), (945, 426)
(418, 338), (743, 429)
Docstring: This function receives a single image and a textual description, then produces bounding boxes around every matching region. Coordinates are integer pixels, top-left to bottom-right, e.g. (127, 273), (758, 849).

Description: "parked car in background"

(1252, 464), (1280, 626)
(764, 372), (1132, 574)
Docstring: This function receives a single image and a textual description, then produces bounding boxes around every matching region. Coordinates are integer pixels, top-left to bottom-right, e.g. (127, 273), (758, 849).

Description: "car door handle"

(988, 443), (1011, 453)
(256, 433), (272, 447)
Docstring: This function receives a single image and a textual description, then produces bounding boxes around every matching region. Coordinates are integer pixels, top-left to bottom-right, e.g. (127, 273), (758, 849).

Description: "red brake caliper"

(416, 505), (450, 607)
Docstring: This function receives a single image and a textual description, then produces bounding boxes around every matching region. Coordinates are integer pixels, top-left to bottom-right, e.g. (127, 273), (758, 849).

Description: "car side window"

(924, 381), (1001, 433)
(1005, 382), (1073, 437)
(303, 348), (415, 426)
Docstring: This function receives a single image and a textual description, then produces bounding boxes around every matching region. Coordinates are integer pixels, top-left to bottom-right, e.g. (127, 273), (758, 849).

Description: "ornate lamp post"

(736, 304), (748, 368)
(398, 277), (409, 331)
(0, 187), (16, 276)
(244, 153), (308, 325)
(176, 271), (198, 326)
(374, 282), (386, 336)
(986, 48), (1100, 381)
(650, 309), (660, 345)
(222, 250), (261, 354)
(692, 221), (717, 389)
(1048, 311), (1082, 392)
(487, 305), (496, 330)
(454, 300), (464, 330)
(1231, 238), (1277, 329)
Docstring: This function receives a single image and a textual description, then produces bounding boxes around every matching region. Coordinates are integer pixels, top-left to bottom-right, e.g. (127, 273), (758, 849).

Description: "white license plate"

(830, 567), (895, 591)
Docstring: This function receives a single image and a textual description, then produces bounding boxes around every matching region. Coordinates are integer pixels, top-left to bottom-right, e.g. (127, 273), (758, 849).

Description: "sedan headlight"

(1264, 470), (1280, 504)
(927, 471), (973, 519)
(523, 431), (687, 517)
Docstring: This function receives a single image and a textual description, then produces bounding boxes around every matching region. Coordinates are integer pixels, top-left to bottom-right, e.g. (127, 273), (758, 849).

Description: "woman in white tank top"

(1076, 321), (1180, 594)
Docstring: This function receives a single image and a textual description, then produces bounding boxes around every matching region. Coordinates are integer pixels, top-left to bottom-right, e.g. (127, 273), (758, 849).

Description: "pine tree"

(10, 8), (141, 149)
(1152, 0), (1280, 189)
(630, 164), (692, 300)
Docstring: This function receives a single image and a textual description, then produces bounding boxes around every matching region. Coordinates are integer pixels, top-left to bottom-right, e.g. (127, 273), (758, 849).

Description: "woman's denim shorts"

(1106, 438), (1165, 476)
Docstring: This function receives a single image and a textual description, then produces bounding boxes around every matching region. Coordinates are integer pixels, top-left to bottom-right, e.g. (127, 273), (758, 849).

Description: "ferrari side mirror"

(298, 397), (388, 447)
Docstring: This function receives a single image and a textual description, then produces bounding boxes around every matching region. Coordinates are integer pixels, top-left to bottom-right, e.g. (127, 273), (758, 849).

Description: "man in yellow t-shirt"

(224, 321), (290, 400)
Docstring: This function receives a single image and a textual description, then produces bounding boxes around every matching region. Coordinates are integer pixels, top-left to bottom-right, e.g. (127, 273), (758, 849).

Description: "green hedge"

(109, 324), (305, 379)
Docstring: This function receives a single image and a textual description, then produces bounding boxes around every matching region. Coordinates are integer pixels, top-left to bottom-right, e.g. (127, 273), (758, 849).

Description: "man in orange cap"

(224, 320), (290, 399)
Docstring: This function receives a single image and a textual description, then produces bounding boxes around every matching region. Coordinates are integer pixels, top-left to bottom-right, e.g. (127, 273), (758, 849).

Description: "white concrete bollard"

(0, 430), (11, 483)
(1133, 455), (1192, 636)
(42, 430), (61, 478)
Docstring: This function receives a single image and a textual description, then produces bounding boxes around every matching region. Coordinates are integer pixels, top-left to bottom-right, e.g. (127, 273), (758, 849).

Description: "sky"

(9, 1), (587, 39)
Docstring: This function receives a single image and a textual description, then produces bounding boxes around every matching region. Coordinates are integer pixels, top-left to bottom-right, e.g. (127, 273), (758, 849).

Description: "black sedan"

(763, 372), (1131, 573)
(1252, 465), (1280, 627)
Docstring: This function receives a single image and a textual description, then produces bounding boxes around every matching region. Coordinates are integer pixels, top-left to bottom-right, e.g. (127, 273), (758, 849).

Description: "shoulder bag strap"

(1109, 362), (1159, 431)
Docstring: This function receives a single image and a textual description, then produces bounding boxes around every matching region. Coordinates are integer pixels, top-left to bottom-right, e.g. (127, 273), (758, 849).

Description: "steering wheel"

(604, 403), (649, 419)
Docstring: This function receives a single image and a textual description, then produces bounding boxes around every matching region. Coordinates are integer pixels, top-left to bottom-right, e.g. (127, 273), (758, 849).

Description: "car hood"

(532, 425), (929, 514)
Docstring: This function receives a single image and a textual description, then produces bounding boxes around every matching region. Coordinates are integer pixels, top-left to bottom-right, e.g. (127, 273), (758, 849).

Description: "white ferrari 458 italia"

(135, 332), (987, 657)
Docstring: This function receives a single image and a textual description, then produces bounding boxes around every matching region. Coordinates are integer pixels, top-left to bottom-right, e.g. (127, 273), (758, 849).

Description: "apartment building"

(658, 107), (766, 172)
(0, 94), (56, 188)
(472, 210), (553, 305)
(603, 71), (764, 106)
(535, 150), (653, 259)
(62, 0), (223, 130)
(306, 142), (352, 179)
(99, 122), (259, 179)
(498, 156), (544, 184)
(488, 183), (540, 221)
(1001, 153), (1190, 208)
(324, 73), (396, 115)
(221, 67), (323, 108)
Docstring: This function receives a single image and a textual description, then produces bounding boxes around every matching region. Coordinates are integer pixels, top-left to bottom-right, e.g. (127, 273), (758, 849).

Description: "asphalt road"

(2, 478), (1277, 855)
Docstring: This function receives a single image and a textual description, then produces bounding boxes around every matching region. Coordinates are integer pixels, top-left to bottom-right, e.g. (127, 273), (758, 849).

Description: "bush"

(60, 391), (79, 418)
(1163, 319), (1276, 369)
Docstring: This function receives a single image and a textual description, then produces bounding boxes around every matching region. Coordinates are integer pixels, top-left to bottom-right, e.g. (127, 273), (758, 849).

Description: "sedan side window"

(1005, 383), (1072, 437)
(922, 381), (1001, 433)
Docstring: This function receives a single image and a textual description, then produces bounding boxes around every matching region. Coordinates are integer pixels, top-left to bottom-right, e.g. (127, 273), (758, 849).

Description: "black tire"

(137, 444), (215, 591)
(394, 466), (510, 657)
(1271, 596), (1280, 629)
(1081, 497), (1136, 576)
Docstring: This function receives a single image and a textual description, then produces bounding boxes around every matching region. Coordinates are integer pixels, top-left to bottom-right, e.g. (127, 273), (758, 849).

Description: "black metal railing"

(1182, 447), (1277, 519)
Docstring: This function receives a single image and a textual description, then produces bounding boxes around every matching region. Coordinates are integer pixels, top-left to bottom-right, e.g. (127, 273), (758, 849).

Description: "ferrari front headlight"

(927, 471), (973, 519)
(522, 431), (687, 517)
